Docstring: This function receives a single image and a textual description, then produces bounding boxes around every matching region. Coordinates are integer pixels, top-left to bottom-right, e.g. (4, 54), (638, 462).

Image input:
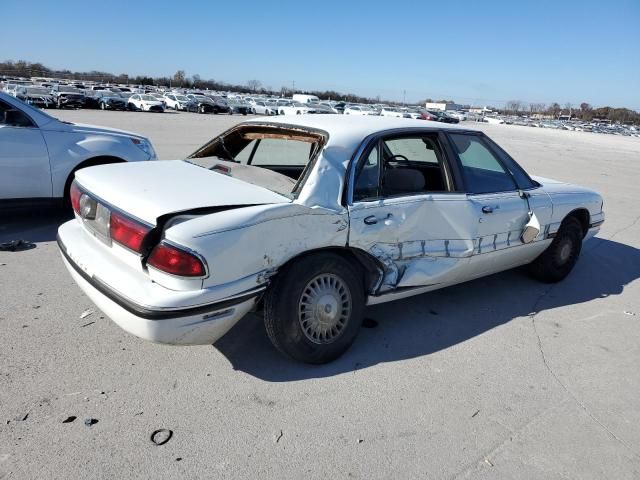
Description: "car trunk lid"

(73, 160), (290, 225)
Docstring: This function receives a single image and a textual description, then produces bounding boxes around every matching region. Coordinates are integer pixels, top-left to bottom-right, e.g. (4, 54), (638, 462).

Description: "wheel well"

(565, 208), (590, 237)
(63, 156), (125, 200)
(276, 247), (384, 295)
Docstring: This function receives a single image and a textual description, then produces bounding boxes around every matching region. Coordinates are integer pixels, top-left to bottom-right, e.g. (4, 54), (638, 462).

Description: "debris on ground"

(362, 318), (378, 328)
(150, 429), (173, 446)
(357, 438), (364, 444)
(175, 457), (182, 462)
(484, 458), (494, 467)
(79, 309), (94, 319)
(623, 311), (636, 316)
(471, 410), (480, 418)
(80, 321), (95, 328)
(84, 418), (99, 427)
(21, 413), (29, 421)
(274, 430), (283, 443)
(0, 240), (36, 252)
(62, 416), (77, 423)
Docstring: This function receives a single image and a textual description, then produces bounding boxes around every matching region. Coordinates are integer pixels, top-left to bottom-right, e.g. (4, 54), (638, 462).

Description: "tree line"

(2, 60), (638, 124)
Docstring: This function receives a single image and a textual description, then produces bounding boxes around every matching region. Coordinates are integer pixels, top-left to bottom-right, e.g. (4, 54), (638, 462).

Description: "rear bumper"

(57, 222), (262, 345)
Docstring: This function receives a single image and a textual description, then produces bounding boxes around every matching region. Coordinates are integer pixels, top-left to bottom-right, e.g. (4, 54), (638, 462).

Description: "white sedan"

(127, 94), (165, 112)
(380, 107), (405, 118)
(253, 100), (277, 116)
(58, 116), (604, 364)
(163, 94), (193, 111)
(277, 101), (314, 115)
(344, 105), (378, 116)
(0, 92), (156, 209)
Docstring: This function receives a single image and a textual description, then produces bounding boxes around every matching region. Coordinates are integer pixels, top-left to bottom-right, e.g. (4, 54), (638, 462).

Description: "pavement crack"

(529, 286), (640, 460)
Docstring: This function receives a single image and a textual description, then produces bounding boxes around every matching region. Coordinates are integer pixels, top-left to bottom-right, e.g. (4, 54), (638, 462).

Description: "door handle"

(364, 213), (393, 225)
(482, 206), (494, 214)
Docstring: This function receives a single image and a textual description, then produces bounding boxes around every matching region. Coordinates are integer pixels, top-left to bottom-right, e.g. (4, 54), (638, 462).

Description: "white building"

(425, 102), (463, 111)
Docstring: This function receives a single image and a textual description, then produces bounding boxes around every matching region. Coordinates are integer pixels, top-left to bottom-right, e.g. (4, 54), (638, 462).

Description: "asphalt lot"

(1, 110), (639, 479)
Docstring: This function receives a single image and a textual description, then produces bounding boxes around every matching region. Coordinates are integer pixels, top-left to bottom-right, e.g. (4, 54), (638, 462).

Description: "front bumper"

(57, 222), (262, 345)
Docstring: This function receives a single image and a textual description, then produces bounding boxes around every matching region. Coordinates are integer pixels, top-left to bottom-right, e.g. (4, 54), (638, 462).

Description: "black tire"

(264, 253), (365, 364)
(528, 216), (583, 283)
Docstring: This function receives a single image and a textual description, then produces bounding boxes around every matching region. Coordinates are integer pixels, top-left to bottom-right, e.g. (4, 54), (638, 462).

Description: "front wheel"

(528, 216), (583, 283)
(264, 253), (364, 364)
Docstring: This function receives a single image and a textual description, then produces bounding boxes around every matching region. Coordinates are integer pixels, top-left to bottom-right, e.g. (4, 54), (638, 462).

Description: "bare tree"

(173, 70), (185, 87)
(247, 79), (262, 92)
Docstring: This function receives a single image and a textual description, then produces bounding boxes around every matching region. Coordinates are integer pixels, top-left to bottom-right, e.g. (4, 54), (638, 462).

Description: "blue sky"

(2, 0), (639, 108)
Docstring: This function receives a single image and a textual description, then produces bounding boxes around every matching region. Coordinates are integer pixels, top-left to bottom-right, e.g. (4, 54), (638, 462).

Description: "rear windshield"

(187, 125), (326, 198)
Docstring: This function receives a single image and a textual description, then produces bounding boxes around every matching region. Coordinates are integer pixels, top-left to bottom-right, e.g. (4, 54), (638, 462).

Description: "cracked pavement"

(1, 111), (639, 479)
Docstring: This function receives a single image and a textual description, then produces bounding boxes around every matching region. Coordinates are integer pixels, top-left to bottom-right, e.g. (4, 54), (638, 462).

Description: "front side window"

(448, 133), (517, 194)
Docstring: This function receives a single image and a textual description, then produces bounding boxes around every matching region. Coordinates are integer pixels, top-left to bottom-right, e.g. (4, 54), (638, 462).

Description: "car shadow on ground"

(0, 209), (72, 244)
(215, 238), (640, 382)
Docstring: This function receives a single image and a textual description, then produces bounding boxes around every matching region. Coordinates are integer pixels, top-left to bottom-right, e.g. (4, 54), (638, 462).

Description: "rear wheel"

(528, 216), (583, 283)
(264, 253), (364, 364)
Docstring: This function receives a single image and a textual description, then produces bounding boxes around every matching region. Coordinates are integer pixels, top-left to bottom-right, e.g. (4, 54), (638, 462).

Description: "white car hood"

(74, 160), (290, 224)
(41, 120), (145, 139)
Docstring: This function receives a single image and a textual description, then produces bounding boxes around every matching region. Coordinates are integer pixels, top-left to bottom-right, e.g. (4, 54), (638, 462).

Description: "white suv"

(0, 92), (157, 210)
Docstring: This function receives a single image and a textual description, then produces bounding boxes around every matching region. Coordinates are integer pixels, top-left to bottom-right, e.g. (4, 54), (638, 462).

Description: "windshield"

(175, 95), (189, 101)
(187, 125), (326, 198)
(141, 95), (156, 101)
(25, 87), (50, 95)
(59, 87), (81, 93)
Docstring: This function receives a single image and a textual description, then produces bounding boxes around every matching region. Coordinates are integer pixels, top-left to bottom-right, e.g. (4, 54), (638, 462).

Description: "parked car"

(278, 101), (315, 115)
(185, 94), (217, 114)
(447, 111), (467, 121)
(85, 91), (128, 110)
(127, 94), (165, 112)
(0, 92), (156, 210)
(253, 100), (277, 116)
(15, 86), (55, 109)
(308, 103), (337, 114)
(164, 94), (197, 111)
(425, 110), (459, 124)
(380, 107), (405, 118)
(51, 85), (86, 109)
(227, 99), (253, 115)
(419, 110), (440, 121)
(57, 116), (604, 364)
(344, 105), (378, 116)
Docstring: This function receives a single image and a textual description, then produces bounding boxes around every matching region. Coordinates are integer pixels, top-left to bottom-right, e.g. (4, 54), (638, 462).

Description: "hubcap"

(558, 240), (572, 264)
(298, 274), (352, 344)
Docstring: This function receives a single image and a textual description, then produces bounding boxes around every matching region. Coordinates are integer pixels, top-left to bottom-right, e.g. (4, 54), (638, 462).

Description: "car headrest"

(383, 169), (425, 195)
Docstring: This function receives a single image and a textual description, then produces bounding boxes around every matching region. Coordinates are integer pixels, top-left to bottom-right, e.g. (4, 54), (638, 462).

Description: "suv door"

(0, 98), (52, 200)
(347, 132), (478, 294)
(446, 132), (534, 278)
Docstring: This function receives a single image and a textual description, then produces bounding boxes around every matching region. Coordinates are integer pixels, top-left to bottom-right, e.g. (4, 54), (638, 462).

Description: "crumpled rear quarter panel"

(163, 203), (349, 288)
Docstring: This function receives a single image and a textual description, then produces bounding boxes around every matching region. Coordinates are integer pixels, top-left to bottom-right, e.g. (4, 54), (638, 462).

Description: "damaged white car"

(57, 116), (604, 363)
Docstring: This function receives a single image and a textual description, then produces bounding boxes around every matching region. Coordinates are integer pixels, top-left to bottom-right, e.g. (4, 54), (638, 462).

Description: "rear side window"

(482, 136), (538, 189)
(449, 134), (517, 194)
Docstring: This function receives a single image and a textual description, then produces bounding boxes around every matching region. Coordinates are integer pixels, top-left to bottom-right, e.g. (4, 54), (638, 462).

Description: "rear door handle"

(364, 213), (393, 225)
(482, 206), (494, 214)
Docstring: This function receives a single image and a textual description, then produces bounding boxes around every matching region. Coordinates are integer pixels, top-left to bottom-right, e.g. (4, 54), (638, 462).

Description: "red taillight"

(70, 181), (82, 214)
(109, 211), (151, 253)
(147, 243), (205, 277)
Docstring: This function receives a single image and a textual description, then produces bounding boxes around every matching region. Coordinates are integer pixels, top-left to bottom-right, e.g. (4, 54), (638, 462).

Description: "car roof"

(242, 115), (475, 153)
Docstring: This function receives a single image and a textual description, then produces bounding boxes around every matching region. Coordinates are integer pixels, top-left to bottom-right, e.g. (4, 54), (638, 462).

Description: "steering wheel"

(384, 154), (410, 168)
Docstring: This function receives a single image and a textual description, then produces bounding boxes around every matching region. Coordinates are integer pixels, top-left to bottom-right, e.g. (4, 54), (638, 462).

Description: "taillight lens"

(70, 181), (82, 214)
(110, 211), (151, 253)
(147, 243), (205, 277)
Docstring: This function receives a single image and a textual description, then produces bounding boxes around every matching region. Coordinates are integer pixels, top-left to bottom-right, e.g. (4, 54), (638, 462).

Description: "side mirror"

(521, 212), (541, 244)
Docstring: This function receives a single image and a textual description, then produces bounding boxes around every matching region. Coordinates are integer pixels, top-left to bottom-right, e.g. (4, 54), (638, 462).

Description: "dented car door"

(347, 132), (479, 292)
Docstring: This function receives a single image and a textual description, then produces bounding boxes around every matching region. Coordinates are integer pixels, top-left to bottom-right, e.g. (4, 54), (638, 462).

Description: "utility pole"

(403, 89), (406, 106)
(292, 80), (295, 93)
